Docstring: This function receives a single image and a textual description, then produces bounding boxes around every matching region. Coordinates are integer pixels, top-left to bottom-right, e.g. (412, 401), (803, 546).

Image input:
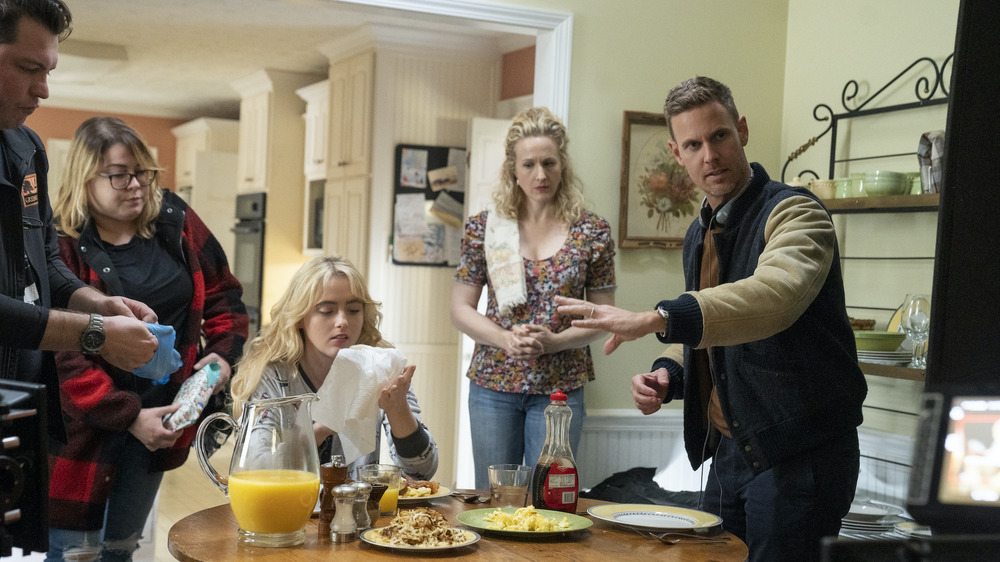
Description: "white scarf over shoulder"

(484, 207), (526, 314)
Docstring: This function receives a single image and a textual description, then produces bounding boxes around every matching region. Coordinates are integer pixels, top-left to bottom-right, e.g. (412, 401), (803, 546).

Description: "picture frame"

(619, 110), (703, 249)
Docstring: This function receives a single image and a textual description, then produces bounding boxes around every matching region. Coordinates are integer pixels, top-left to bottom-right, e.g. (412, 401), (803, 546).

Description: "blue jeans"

(701, 431), (859, 562)
(468, 384), (585, 490)
(47, 435), (164, 562)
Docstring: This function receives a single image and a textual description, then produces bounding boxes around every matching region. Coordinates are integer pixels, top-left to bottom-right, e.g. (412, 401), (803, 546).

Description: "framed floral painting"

(619, 110), (702, 249)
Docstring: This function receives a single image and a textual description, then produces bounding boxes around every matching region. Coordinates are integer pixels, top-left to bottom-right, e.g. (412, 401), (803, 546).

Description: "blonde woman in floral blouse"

(450, 107), (616, 489)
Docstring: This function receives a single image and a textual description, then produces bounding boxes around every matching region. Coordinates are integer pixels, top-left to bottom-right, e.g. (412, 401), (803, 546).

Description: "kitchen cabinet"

(235, 91), (271, 192)
(231, 69), (323, 321)
(296, 80), (330, 181)
(171, 118), (240, 259)
(324, 174), (369, 268)
(328, 51), (373, 180)
(321, 51), (374, 272)
(171, 117), (239, 199)
(296, 80), (330, 255)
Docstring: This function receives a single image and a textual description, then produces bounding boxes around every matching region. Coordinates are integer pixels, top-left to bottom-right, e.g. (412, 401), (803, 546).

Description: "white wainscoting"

(577, 409), (915, 501)
(577, 408), (705, 492)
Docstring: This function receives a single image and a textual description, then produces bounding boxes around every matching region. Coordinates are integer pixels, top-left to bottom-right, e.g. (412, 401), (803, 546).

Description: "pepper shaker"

(330, 484), (358, 542)
(352, 481), (373, 531)
(318, 455), (348, 538)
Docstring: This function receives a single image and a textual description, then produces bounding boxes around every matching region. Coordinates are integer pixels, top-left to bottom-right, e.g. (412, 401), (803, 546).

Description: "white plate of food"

(360, 507), (479, 551)
(397, 483), (452, 504)
(587, 504), (722, 531)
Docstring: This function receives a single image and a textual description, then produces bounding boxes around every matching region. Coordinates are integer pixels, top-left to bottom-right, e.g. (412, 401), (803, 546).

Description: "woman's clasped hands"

(504, 324), (556, 361)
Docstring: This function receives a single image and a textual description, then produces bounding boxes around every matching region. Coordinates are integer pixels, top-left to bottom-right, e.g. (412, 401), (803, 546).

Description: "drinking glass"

(488, 464), (531, 507)
(357, 464), (402, 517)
(901, 294), (931, 368)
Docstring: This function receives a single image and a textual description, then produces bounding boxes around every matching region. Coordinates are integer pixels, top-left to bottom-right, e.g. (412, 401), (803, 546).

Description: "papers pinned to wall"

(391, 143), (467, 266)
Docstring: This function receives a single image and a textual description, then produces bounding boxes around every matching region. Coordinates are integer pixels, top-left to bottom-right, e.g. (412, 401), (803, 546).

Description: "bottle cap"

(551, 389), (567, 401)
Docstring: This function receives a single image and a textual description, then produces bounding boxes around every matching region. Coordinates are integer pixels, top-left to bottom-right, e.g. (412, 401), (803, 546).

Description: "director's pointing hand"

(554, 295), (665, 354)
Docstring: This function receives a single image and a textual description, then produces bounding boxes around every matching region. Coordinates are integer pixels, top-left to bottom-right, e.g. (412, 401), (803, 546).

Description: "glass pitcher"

(195, 393), (320, 547)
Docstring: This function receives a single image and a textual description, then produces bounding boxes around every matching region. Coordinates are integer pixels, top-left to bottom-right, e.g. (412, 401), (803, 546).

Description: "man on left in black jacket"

(0, 0), (167, 439)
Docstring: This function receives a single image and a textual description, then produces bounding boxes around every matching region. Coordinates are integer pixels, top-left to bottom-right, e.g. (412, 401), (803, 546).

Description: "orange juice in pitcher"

(228, 469), (320, 534)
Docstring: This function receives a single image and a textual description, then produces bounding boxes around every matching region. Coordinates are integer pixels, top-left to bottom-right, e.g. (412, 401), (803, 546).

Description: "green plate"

(854, 330), (906, 351)
(456, 507), (592, 537)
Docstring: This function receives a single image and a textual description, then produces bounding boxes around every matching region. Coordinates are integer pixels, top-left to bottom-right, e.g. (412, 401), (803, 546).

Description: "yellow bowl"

(854, 330), (906, 351)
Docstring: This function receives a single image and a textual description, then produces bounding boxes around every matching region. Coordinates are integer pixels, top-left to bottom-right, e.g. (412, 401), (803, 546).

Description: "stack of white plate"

(893, 521), (932, 538)
(857, 350), (911, 366)
(841, 499), (906, 534)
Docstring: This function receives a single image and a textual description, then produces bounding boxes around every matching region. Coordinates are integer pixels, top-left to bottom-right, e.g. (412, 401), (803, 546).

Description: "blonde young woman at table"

(232, 256), (438, 479)
(450, 107), (616, 490)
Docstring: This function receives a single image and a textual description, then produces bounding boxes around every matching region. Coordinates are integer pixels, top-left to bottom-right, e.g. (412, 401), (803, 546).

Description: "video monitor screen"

(938, 396), (1000, 506)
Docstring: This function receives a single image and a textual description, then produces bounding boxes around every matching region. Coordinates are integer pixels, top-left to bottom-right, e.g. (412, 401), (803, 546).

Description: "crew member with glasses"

(49, 116), (247, 561)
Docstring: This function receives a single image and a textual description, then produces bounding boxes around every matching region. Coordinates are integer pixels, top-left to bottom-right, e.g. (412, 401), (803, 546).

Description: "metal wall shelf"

(859, 361), (924, 382)
(823, 193), (939, 213)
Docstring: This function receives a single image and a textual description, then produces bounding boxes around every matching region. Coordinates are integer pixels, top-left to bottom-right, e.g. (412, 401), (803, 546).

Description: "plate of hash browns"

(360, 508), (479, 551)
(397, 476), (452, 504)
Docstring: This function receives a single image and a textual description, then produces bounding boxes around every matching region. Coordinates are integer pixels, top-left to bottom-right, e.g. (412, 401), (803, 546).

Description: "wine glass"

(901, 294), (931, 368)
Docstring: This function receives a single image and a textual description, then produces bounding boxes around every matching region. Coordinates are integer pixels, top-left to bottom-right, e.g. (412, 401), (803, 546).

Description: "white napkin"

(311, 345), (407, 465)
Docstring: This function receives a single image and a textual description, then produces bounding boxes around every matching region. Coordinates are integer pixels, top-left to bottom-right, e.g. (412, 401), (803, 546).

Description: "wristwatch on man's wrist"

(655, 306), (669, 338)
(80, 313), (106, 354)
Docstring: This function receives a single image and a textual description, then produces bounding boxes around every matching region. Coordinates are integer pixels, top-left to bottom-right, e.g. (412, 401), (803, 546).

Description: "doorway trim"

(337, 0), (573, 121)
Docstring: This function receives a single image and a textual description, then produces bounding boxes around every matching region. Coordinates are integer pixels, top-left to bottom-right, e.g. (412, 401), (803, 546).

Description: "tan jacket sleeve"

(688, 195), (836, 349)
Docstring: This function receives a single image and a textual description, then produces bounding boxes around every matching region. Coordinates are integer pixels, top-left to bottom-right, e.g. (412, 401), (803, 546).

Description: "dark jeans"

(702, 431), (860, 562)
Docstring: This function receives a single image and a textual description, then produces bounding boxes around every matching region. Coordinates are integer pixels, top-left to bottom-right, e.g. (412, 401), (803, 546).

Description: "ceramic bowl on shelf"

(810, 179), (836, 199)
(854, 330), (906, 351)
(859, 170), (908, 196)
(833, 177), (853, 198)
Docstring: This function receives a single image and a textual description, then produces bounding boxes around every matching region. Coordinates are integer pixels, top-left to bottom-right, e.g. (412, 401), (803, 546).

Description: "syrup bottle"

(531, 389), (579, 513)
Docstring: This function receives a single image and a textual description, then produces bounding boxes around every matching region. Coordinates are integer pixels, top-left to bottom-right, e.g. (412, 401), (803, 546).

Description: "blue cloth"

(467, 384), (584, 490)
(702, 432), (859, 562)
(46, 435), (164, 561)
(132, 323), (182, 384)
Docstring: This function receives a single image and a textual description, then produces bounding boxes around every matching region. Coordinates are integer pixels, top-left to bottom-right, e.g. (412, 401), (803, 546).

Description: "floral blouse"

(454, 209), (616, 394)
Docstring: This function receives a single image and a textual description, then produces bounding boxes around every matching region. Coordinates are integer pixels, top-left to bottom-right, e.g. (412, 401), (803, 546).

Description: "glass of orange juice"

(357, 464), (402, 517)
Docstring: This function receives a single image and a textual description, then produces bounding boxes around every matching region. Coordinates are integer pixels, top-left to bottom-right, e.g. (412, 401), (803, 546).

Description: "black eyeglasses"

(98, 170), (157, 190)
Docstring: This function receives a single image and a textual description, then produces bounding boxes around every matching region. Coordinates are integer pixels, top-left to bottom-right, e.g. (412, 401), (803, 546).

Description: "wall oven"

(232, 193), (265, 343)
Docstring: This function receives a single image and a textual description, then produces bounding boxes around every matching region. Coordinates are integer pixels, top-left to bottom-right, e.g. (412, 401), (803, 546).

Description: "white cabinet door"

(328, 51), (373, 179)
(324, 174), (369, 272)
(297, 80), (330, 181)
(236, 92), (271, 192)
(189, 151), (238, 261)
(172, 118), (240, 191)
(173, 134), (203, 189)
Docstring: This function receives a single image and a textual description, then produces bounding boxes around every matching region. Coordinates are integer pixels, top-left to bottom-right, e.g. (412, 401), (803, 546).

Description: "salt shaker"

(318, 455), (348, 538)
(352, 481), (373, 531)
(330, 484), (358, 542)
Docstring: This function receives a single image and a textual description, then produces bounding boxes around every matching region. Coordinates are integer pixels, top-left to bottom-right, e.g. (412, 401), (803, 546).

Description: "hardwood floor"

(152, 440), (233, 561)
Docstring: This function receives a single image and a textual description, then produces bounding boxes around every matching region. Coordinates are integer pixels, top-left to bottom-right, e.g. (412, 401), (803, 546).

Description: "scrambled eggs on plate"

(483, 506), (571, 532)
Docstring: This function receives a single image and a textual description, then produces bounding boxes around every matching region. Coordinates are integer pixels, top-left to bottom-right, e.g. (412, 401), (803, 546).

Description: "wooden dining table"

(168, 492), (748, 561)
